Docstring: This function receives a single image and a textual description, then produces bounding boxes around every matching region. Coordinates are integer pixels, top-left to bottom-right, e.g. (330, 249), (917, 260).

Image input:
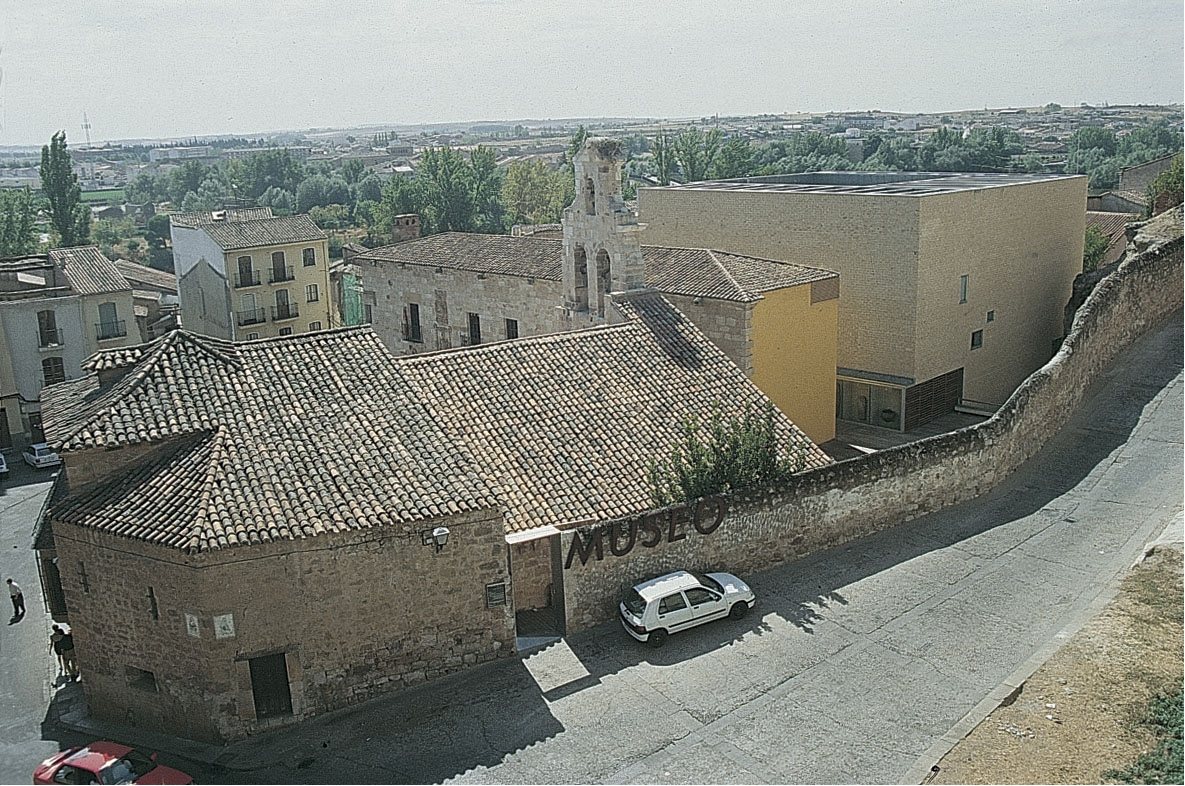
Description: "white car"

(620, 570), (756, 647)
(22, 443), (61, 469)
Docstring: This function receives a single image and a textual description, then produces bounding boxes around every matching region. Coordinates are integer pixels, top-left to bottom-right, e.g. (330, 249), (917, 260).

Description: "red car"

(33, 741), (192, 785)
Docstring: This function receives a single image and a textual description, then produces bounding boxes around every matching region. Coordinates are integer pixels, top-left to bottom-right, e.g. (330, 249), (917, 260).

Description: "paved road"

(2, 314), (1181, 784)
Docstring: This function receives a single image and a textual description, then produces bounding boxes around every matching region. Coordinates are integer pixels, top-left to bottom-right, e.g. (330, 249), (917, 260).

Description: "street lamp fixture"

(423, 526), (450, 553)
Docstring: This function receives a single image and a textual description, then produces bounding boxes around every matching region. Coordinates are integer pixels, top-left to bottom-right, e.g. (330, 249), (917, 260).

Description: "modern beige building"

(639, 171), (1088, 430)
(170, 209), (333, 340)
(0, 248), (138, 448)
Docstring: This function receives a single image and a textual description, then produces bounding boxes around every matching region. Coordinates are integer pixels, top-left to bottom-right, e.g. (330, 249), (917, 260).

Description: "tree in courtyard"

(1082, 225), (1111, 273)
(40, 131), (91, 247)
(0, 187), (39, 256)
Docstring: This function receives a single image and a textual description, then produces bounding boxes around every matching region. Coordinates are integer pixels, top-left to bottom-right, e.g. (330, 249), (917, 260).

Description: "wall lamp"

(422, 526), (450, 553)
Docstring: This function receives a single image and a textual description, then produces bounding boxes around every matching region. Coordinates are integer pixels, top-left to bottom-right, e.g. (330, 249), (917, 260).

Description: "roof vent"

(211, 210), (227, 222)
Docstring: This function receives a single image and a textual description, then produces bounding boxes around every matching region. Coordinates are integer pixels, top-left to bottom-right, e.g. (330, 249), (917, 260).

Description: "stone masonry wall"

(511, 539), (553, 610)
(561, 208), (1184, 630)
(53, 506), (515, 743)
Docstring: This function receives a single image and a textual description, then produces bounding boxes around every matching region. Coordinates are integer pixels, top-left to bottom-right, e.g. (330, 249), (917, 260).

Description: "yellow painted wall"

(751, 284), (838, 444)
(224, 239), (333, 339)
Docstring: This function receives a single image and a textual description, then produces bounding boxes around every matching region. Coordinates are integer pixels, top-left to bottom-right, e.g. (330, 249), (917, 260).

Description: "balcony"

(235, 270), (261, 288)
(38, 328), (63, 348)
(95, 320), (127, 341)
(236, 308), (267, 327)
(269, 266), (295, 284)
(271, 303), (299, 321)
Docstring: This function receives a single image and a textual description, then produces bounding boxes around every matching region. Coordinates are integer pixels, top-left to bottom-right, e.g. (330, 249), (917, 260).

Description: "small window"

(306, 283), (319, 302)
(986, 310), (995, 323)
(41, 357), (66, 386)
(959, 274), (968, 304)
(658, 593), (687, 615)
(467, 312), (481, 344)
(246, 332), (260, 340)
(485, 581), (507, 608)
(405, 303), (423, 342)
(147, 587), (159, 621)
(126, 666), (157, 692)
(302, 247), (316, 267)
(308, 321), (322, 331)
(971, 329), (983, 349)
(79, 562), (90, 594)
(279, 327), (293, 336)
(364, 304), (373, 324)
(505, 318), (519, 340)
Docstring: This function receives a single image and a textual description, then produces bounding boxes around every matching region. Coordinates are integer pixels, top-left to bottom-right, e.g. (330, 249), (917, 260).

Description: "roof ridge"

(705, 249), (752, 300)
(236, 323), (373, 348)
(188, 428), (228, 554)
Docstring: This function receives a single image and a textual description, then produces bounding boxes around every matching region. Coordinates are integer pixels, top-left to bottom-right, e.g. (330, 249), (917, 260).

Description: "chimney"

(392, 214), (421, 243)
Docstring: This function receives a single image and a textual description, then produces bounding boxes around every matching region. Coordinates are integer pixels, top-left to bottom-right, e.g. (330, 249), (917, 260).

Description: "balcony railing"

(271, 303), (299, 321)
(95, 320), (127, 341)
(236, 308), (267, 326)
(235, 270), (261, 288)
(269, 265), (295, 284)
(38, 328), (63, 348)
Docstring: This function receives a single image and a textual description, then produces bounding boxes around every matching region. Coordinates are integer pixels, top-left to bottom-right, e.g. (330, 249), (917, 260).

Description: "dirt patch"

(931, 546), (1183, 785)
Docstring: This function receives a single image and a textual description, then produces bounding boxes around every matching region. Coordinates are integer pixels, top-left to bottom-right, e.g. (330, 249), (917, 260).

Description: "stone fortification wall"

(562, 208), (1183, 630)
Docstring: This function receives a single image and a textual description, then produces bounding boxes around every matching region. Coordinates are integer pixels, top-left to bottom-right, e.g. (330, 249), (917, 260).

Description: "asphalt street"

(0, 313), (1181, 784)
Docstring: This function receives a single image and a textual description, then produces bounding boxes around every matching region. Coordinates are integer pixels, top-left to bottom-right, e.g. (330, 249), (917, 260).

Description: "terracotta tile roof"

(199, 214), (327, 251)
(356, 233), (835, 302)
(47, 247), (130, 296)
(398, 292), (832, 534)
(168, 207), (274, 227)
(43, 295), (830, 549)
(114, 260), (177, 294)
(1086, 211), (1140, 243)
(43, 328), (498, 553)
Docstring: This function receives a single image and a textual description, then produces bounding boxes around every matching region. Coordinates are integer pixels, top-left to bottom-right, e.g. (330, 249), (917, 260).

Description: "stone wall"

(510, 539), (553, 610)
(53, 505), (515, 743)
(561, 208), (1183, 631)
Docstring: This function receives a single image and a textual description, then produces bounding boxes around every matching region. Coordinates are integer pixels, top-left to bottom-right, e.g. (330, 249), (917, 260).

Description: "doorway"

(248, 653), (293, 719)
(511, 535), (565, 649)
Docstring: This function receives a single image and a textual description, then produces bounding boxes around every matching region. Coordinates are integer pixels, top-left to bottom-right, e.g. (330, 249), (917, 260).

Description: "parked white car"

(22, 443), (61, 469)
(620, 570), (756, 647)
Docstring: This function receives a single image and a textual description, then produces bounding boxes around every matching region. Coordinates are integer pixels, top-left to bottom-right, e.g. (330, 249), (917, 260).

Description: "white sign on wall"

(184, 613), (201, 638)
(213, 613), (236, 640)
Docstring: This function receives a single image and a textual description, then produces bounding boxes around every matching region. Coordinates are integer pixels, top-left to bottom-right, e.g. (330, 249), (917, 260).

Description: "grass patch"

(1106, 689), (1184, 784)
(80, 188), (125, 203)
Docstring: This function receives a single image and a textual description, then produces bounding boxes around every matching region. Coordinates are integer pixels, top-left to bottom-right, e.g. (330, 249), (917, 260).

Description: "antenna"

(82, 112), (92, 145)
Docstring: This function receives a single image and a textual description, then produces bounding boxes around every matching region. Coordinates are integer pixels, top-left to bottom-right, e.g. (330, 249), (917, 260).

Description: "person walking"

(59, 628), (78, 681)
(7, 578), (24, 618)
(49, 625), (66, 674)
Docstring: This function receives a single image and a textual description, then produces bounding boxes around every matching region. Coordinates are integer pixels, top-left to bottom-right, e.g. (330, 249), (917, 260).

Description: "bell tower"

(561, 138), (646, 326)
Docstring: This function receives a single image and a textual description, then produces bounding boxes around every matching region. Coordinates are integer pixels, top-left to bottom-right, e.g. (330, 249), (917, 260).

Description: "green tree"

(416, 147), (476, 233)
(1146, 153), (1184, 216)
(1068, 126), (1118, 156)
(40, 131), (91, 246)
(711, 137), (755, 179)
(651, 130), (677, 185)
(1083, 225), (1111, 273)
(501, 160), (568, 224)
(241, 150), (305, 199)
(258, 186), (296, 215)
(672, 127), (723, 182)
(354, 175), (383, 204)
(296, 175), (350, 212)
(167, 160), (211, 205)
(468, 146), (505, 233)
(567, 125), (590, 164)
(0, 187), (38, 255)
(340, 158), (366, 186)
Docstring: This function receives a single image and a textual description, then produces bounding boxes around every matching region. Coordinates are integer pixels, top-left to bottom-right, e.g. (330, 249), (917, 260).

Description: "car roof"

(632, 570), (699, 601)
(66, 740), (132, 770)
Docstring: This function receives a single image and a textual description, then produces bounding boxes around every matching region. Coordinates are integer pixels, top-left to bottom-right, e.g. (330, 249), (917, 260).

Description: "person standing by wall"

(49, 625), (66, 675)
(59, 628), (78, 681)
(6, 578), (24, 619)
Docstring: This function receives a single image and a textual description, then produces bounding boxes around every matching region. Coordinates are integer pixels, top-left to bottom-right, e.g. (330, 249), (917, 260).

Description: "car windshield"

(623, 589), (647, 616)
(98, 752), (154, 785)
(694, 573), (724, 594)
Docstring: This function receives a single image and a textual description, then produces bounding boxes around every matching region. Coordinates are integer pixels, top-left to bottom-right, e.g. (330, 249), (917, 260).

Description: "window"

(52, 764), (91, 785)
(986, 310), (995, 322)
(98, 752), (155, 785)
(147, 587), (159, 620)
(467, 312), (481, 344)
(658, 593), (687, 615)
(308, 321), (322, 331)
(302, 247), (316, 267)
(364, 304), (373, 324)
(305, 283), (319, 303)
(270, 251), (290, 283)
(685, 587), (718, 607)
(404, 303), (423, 342)
(485, 581), (508, 608)
(971, 329), (984, 349)
(246, 332), (260, 340)
(959, 274), (968, 304)
(42, 357), (66, 386)
(279, 327), (293, 336)
(505, 318), (519, 339)
(96, 302), (125, 340)
(37, 309), (61, 347)
(125, 666), (158, 692)
(236, 255), (257, 287)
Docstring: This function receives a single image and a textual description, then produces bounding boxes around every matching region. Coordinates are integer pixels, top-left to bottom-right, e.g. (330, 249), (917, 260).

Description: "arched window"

(573, 246), (589, 311)
(595, 249), (611, 316)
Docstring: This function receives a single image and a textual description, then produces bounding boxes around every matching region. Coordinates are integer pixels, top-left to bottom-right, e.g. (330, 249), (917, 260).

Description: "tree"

(340, 158), (366, 186)
(1068, 126), (1118, 157)
(711, 137), (755, 179)
(468, 146), (505, 233)
(354, 175), (383, 204)
(167, 161), (211, 205)
(416, 147), (476, 233)
(672, 127), (723, 182)
(40, 131), (91, 247)
(241, 150), (305, 199)
(295, 174), (350, 212)
(1083, 225), (1111, 273)
(1146, 153), (1183, 216)
(651, 131), (677, 185)
(0, 187), (38, 255)
(258, 186), (296, 215)
(501, 160), (568, 225)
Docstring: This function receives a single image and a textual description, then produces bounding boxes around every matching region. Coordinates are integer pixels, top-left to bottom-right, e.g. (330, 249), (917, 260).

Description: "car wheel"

(729, 602), (749, 620)
(647, 629), (668, 648)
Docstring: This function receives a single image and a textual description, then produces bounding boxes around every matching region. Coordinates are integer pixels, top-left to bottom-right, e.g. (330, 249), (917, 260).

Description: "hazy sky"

(1, 0), (1181, 145)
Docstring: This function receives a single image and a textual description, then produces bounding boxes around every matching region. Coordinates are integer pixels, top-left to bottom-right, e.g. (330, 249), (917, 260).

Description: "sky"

(1, 0), (1181, 145)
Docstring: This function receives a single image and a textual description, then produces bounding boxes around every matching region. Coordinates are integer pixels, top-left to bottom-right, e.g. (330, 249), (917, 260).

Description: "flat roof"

(652, 171), (1084, 197)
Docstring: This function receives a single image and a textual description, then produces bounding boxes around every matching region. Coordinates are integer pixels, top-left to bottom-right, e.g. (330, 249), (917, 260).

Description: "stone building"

(354, 140), (841, 443)
(637, 171), (1088, 429)
(36, 286), (829, 742)
(169, 208), (334, 340)
(0, 247), (139, 448)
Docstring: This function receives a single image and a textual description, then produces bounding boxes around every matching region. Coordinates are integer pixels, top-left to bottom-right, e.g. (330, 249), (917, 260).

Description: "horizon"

(1, 1), (1181, 146)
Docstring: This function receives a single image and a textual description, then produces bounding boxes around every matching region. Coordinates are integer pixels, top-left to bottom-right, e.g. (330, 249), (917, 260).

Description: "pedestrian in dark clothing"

(59, 630), (78, 680)
(50, 625), (66, 673)
(7, 578), (24, 617)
